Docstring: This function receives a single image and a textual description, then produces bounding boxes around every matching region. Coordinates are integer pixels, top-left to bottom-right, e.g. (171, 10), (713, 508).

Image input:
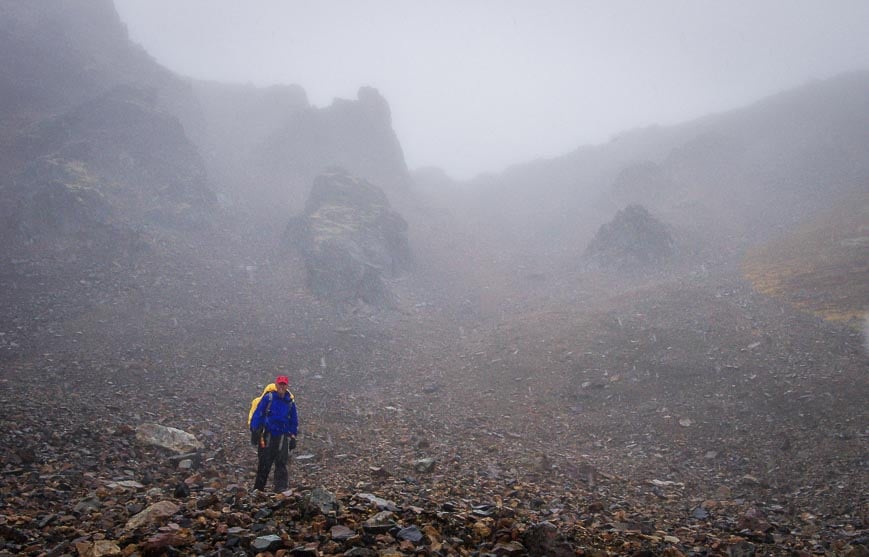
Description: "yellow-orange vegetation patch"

(742, 191), (868, 326)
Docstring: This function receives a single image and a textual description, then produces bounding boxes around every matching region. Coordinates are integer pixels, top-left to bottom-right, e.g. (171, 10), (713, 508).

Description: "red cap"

(275, 375), (289, 385)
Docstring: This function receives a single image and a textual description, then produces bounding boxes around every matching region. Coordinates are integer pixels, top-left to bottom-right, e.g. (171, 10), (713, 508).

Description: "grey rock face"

(288, 171), (412, 307)
(5, 85), (217, 265)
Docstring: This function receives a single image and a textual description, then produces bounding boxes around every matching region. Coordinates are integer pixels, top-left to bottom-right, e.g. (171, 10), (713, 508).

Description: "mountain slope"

(458, 71), (869, 255)
(0, 2), (866, 554)
(743, 190), (869, 324)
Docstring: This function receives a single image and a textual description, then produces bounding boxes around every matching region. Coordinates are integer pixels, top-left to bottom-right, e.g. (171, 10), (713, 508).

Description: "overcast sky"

(114, 1), (869, 180)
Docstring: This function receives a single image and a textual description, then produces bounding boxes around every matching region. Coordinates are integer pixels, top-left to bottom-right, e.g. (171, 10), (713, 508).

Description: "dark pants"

(254, 433), (289, 491)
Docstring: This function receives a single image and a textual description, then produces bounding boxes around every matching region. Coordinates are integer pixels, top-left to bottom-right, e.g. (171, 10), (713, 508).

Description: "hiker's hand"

(289, 437), (297, 450)
(250, 426), (263, 447)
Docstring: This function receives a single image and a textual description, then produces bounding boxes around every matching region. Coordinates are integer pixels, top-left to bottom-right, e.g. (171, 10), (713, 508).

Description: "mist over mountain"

(1, 0), (410, 246)
(185, 80), (410, 224)
(451, 72), (869, 259)
(0, 2), (866, 555)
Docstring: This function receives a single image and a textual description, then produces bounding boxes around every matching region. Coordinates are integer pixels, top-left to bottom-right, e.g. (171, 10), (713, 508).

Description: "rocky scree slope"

(0, 261), (866, 556)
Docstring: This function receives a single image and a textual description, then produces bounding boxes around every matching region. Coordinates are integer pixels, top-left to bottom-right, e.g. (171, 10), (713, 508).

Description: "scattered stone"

(135, 423), (204, 453)
(330, 524), (356, 541)
(356, 492), (398, 511)
(493, 540), (526, 556)
(78, 540), (122, 557)
(106, 480), (144, 490)
(125, 501), (180, 530)
(692, 507), (710, 520)
(396, 525), (423, 543)
(173, 482), (190, 498)
(369, 465), (389, 478)
(739, 508), (772, 532)
(252, 534), (284, 552)
(196, 493), (219, 509)
(344, 548), (376, 557)
(362, 511), (395, 534)
(140, 530), (195, 553)
(308, 487), (338, 515)
(412, 458), (435, 473)
(523, 521), (574, 557)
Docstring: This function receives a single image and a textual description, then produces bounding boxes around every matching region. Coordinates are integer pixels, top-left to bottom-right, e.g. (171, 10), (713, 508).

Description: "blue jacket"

(250, 391), (298, 436)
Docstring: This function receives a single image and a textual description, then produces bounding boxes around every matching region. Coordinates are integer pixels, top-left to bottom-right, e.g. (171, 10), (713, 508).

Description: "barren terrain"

(0, 7), (866, 552)
(1, 242), (866, 556)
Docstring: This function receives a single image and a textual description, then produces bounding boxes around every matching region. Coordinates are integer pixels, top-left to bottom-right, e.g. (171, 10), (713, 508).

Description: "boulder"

(287, 170), (412, 306)
(584, 204), (674, 270)
(125, 500), (180, 530)
(412, 458), (436, 473)
(306, 487), (339, 515)
(135, 423), (204, 453)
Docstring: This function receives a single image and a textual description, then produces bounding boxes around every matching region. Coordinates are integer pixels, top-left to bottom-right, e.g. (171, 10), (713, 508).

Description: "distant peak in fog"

(111, 1), (869, 178)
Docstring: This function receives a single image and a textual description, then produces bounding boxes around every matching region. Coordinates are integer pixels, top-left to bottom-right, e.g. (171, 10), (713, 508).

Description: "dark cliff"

(186, 81), (410, 222)
(0, 0), (412, 263)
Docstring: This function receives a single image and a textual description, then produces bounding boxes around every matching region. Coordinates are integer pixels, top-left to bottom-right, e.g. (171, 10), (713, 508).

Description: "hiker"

(250, 374), (298, 492)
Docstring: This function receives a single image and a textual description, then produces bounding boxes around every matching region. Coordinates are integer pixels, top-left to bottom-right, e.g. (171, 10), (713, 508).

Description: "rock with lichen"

(287, 170), (412, 307)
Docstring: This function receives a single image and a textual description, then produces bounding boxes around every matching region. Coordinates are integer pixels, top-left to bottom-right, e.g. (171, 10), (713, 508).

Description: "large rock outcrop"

(0, 1), (216, 266)
(584, 204), (674, 270)
(250, 87), (411, 219)
(3, 84), (216, 262)
(288, 171), (412, 307)
(0, 0), (192, 177)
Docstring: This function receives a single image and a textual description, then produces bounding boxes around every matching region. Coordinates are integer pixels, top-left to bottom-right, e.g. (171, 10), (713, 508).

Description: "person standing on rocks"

(250, 375), (298, 492)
